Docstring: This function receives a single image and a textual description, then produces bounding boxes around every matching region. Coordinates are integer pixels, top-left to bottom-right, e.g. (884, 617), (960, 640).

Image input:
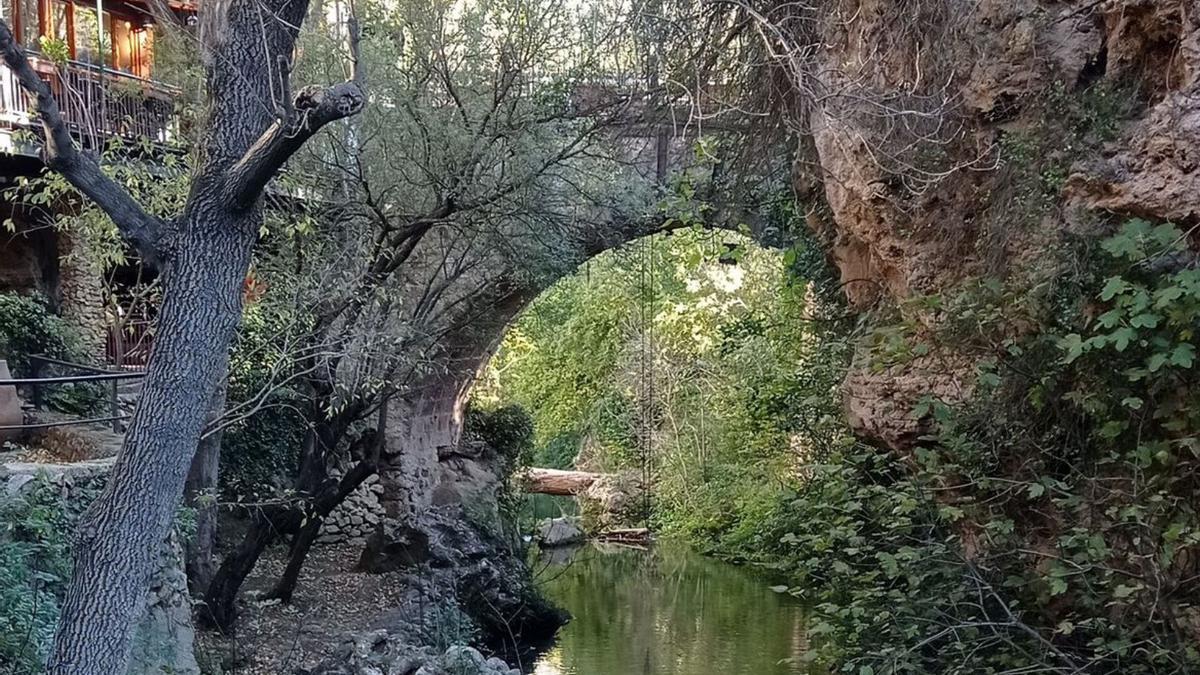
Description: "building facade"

(0, 0), (191, 363)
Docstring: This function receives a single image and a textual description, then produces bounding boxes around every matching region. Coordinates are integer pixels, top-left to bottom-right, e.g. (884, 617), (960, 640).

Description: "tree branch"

(227, 16), (366, 209)
(0, 20), (166, 260)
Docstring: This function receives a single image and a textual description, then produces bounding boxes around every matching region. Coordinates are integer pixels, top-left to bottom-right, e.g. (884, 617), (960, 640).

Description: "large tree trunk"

(185, 381), (228, 594)
(46, 220), (257, 673)
(25, 0), (365, 668)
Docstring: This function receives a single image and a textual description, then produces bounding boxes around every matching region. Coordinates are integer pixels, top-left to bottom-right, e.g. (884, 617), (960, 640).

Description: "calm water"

(529, 543), (812, 675)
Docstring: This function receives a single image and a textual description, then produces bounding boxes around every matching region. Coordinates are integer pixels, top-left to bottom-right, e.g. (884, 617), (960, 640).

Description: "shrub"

(463, 403), (535, 464)
(0, 478), (71, 673)
(0, 291), (105, 415)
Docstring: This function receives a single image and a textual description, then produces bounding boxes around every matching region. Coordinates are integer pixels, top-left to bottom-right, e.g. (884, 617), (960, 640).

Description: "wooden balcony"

(0, 56), (178, 150)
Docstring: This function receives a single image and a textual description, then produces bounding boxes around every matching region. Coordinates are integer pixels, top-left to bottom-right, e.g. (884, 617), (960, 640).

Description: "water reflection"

(531, 542), (812, 675)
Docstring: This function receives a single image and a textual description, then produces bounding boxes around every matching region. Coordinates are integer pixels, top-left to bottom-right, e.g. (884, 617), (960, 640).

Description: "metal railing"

(0, 56), (179, 148)
(0, 355), (145, 433)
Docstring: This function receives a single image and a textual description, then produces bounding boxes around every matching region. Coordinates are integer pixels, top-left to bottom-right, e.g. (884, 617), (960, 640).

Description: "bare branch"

(0, 20), (166, 260)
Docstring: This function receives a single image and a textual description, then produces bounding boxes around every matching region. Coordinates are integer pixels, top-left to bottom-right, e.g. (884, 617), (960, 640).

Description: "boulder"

(536, 517), (585, 548)
(357, 507), (567, 654)
(301, 633), (521, 675)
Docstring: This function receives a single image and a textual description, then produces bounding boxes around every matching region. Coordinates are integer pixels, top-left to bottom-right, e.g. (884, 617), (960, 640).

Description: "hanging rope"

(637, 235), (655, 531)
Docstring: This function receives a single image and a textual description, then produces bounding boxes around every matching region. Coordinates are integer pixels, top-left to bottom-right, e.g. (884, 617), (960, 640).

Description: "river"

(527, 542), (813, 675)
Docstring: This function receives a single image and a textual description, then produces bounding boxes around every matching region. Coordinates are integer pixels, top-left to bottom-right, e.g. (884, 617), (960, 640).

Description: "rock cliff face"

(792, 0), (1200, 450)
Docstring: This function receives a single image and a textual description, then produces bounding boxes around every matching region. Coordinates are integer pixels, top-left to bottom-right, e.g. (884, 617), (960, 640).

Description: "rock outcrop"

(787, 0), (1200, 450)
(536, 517), (585, 548)
(357, 506), (567, 656)
(301, 633), (520, 675)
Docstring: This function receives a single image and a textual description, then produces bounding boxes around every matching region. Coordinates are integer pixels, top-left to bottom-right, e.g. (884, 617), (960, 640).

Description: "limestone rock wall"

(791, 0), (1200, 450)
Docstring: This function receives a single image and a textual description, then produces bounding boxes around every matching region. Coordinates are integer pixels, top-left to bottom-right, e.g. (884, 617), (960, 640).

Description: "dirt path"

(197, 542), (415, 674)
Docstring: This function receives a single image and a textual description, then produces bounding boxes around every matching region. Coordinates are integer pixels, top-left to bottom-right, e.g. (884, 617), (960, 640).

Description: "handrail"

(54, 57), (182, 97)
(26, 354), (142, 377)
(0, 372), (142, 385)
(0, 355), (144, 433)
(0, 414), (130, 432)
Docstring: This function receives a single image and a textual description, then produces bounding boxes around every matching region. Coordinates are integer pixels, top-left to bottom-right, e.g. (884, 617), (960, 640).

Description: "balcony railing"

(0, 56), (179, 149)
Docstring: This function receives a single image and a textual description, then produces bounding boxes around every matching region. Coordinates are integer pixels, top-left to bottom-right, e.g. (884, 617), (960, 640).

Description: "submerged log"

(519, 467), (609, 495)
(595, 527), (652, 545)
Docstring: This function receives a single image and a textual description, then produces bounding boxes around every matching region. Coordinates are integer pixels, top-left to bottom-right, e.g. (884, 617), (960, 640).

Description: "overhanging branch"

(226, 82), (366, 209)
(227, 15), (366, 209)
(0, 20), (166, 260)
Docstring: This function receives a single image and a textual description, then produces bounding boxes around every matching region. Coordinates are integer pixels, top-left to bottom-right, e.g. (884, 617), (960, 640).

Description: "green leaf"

(1109, 326), (1136, 351)
(1147, 353), (1169, 373)
(1099, 276), (1129, 301)
(1129, 313), (1160, 328)
(1060, 333), (1084, 364)
(1170, 343), (1196, 368)
(1112, 584), (1139, 599)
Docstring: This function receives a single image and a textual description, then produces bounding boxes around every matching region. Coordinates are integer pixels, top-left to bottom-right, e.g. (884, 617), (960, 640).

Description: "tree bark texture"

(14, 1), (366, 671)
(185, 381), (228, 594)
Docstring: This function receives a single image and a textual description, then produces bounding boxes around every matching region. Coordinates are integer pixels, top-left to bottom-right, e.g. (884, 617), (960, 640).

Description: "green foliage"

(462, 403), (535, 464)
(843, 218), (1200, 673)
(0, 291), (106, 415)
(746, 446), (1068, 673)
(0, 293), (82, 375)
(219, 307), (308, 501)
(0, 478), (72, 673)
(482, 228), (852, 537)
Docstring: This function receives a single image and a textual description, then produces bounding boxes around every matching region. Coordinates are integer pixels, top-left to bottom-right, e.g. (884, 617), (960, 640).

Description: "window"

(73, 5), (112, 66)
(2, 0), (155, 77)
(14, 0), (40, 50)
(47, 0), (68, 45)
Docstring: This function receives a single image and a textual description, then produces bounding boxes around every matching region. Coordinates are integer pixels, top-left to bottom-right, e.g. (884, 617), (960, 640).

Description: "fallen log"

(519, 467), (609, 496)
(595, 527), (652, 545)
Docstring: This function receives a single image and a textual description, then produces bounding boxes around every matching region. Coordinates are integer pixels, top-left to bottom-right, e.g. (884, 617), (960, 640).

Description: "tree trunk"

(201, 508), (287, 631)
(185, 381), (228, 594)
(520, 468), (608, 495)
(46, 221), (256, 673)
(202, 414), (362, 626)
(201, 428), (319, 630)
(6, 0), (364, 668)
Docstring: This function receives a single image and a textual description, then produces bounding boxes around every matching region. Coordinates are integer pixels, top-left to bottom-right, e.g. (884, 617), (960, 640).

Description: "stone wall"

(0, 458), (200, 675)
(55, 228), (108, 362)
(316, 464), (385, 545)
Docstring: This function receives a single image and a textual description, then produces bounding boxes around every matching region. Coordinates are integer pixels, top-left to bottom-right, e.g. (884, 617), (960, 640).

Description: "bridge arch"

(377, 218), (793, 520)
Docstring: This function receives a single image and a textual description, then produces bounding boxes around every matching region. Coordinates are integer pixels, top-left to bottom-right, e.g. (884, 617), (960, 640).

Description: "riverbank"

(196, 507), (565, 674)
